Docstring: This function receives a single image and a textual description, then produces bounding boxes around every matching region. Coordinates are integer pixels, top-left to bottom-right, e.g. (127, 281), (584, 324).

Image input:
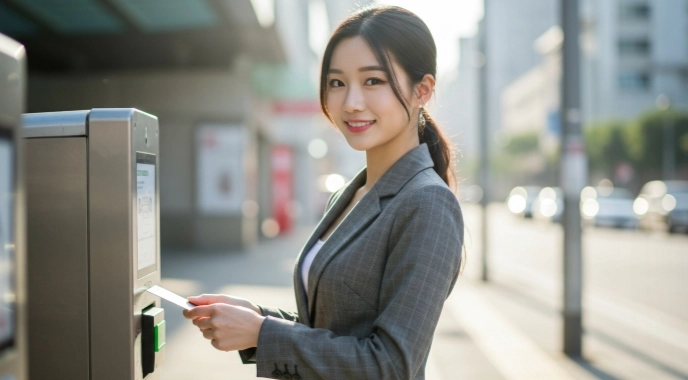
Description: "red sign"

(272, 100), (321, 115)
(272, 145), (294, 234)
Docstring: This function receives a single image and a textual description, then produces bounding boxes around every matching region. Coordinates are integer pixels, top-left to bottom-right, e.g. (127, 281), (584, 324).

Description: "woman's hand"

(186, 294), (261, 314)
(183, 303), (266, 351)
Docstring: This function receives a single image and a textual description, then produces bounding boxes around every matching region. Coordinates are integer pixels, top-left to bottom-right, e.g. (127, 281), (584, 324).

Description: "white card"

(146, 285), (197, 310)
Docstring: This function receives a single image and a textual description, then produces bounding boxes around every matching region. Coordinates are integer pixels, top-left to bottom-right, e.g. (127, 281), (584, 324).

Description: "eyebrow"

(328, 66), (386, 74)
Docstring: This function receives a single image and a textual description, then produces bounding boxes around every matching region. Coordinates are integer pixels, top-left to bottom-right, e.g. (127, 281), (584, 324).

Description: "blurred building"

(265, 0), (368, 230)
(582, 0), (688, 120)
(501, 26), (562, 154)
(448, 0), (557, 189)
(502, 0), (688, 139)
(0, 0), (289, 250)
(481, 0), (559, 142)
(435, 37), (479, 166)
(0, 0), (373, 250)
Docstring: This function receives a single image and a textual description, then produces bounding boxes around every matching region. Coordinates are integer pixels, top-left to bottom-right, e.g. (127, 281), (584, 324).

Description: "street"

(158, 203), (688, 380)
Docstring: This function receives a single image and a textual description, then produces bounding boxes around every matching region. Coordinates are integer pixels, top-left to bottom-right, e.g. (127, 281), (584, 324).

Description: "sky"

(373, 0), (484, 77)
(308, 0), (484, 79)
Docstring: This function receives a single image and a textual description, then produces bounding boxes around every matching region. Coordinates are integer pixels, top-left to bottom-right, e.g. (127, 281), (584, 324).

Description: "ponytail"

(419, 108), (456, 192)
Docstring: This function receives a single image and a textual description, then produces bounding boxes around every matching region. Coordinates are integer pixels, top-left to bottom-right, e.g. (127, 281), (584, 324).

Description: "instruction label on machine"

(137, 161), (156, 271)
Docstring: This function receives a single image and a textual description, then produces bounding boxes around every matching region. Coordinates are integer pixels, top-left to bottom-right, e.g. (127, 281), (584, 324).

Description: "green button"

(154, 320), (166, 352)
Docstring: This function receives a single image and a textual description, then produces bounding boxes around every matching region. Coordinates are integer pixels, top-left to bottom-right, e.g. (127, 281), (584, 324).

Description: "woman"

(184, 5), (464, 379)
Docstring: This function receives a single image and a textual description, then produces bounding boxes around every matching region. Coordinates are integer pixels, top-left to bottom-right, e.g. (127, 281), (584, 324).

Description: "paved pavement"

(157, 204), (688, 380)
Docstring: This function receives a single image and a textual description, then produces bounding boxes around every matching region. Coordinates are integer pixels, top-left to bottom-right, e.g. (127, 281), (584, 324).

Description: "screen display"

(136, 153), (157, 276)
(0, 132), (15, 351)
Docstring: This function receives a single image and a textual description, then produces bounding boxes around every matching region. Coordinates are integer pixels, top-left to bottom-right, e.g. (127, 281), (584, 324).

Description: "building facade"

(503, 0), (688, 139)
(1, 0), (285, 250)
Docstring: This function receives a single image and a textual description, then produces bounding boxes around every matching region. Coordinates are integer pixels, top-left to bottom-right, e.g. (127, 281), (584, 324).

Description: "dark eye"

(328, 79), (344, 88)
(365, 78), (385, 85)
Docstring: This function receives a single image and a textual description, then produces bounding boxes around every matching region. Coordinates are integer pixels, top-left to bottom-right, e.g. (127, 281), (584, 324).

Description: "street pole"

(657, 94), (675, 180)
(560, 0), (585, 357)
(478, 0), (490, 282)
(664, 115), (676, 180)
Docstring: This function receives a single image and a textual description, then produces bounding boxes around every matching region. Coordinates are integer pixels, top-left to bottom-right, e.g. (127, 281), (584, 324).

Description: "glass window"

(619, 3), (651, 22)
(618, 39), (651, 56)
(618, 71), (651, 90)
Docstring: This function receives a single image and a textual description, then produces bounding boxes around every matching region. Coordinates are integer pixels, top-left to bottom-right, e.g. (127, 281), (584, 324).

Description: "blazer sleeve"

(238, 305), (299, 364)
(253, 185), (464, 379)
(239, 186), (347, 364)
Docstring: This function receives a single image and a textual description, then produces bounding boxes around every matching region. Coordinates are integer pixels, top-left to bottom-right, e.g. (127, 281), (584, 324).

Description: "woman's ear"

(415, 74), (436, 106)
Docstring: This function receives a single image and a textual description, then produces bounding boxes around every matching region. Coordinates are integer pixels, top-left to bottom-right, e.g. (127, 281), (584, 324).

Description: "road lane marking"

(448, 283), (575, 380)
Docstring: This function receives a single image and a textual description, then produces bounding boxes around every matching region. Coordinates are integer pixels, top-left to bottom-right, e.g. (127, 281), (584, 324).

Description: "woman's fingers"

(183, 304), (214, 320)
(202, 329), (214, 340)
(184, 303), (264, 351)
(187, 294), (228, 306)
(186, 294), (260, 314)
(190, 316), (208, 327)
(194, 316), (214, 330)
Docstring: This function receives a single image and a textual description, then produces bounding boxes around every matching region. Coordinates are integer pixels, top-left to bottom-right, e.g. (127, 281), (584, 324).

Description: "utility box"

(0, 33), (27, 380)
(23, 109), (165, 379)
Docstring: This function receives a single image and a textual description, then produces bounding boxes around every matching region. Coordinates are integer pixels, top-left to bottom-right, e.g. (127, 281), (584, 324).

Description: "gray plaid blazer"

(240, 143), (464, 379)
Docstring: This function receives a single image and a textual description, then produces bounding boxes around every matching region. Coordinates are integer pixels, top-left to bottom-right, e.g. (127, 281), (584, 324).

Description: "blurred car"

(665, 192), (688, 233)
(580, 186), (637, 229)
(507, 186), (542, 218)
(533, 187), (563, 223)
(633, 180), (688, 231)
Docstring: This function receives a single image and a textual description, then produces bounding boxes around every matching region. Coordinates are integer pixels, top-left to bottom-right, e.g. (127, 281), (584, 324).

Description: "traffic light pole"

(478, 0), (490, 282)
(560, 0), (586, 357)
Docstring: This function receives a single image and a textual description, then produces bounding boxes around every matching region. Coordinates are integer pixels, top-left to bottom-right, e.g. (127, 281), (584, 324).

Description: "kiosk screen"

(136, 153), (157, 278)
(0, 131), (15, 351)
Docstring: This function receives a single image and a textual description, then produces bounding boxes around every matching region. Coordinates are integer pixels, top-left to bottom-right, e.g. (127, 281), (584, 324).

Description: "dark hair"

(319, 5), (456, 190)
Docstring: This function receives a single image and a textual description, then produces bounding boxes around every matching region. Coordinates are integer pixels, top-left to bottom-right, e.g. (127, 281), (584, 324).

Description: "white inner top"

(301, 239), (326, 295)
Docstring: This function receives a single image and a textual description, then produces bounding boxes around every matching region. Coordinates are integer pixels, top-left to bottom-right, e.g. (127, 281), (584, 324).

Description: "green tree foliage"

(625, 110), (688, 172)
(504, 131), (540, 155)
(585, 110), (688, 182)
(584, 121), (629, 174)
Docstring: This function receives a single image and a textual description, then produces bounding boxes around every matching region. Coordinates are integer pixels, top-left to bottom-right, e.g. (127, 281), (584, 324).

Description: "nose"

(343, 85), (365, 114)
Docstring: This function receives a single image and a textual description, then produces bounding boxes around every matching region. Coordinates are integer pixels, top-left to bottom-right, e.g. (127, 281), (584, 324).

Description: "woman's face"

(325, 36), (419, 152)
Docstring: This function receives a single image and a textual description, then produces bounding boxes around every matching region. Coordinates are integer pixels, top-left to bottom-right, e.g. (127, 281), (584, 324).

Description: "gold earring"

(418, 104), (426, 130)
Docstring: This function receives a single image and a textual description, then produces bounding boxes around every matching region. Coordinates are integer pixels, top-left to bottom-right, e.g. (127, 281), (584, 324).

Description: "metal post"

(478, 1), (490, 282)
(657, 94), (674, 181)
(664, 117), (675, 181)
(560, 0), (585, 357)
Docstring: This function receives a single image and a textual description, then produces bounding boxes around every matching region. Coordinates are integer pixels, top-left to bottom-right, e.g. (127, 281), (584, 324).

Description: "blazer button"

(281, 364), (293, 380)
(292, 364), (302, 380)
(272, 363), (282, 379)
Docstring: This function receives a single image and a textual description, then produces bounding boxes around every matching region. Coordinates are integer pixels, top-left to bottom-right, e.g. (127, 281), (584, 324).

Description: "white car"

(580, 186), (637, 229)
(666, 192), (688, 233)
(634, 180), (688, 231)
(507, 186), (542, 218)
(533, 187), (563, 223)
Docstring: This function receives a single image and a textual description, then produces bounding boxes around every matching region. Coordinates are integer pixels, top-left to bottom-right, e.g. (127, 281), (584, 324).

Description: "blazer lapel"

(293, 169), (367, 326)
(306, 185), (381, 317)
(297, 143), (435, 322)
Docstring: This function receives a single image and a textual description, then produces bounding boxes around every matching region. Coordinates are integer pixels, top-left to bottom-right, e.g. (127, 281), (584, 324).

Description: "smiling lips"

(345, 120), (375, 133)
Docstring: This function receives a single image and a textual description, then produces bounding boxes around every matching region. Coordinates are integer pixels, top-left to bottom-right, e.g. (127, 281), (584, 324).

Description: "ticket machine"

(23, 109), (165, 379)
(0, 33), (27, 380)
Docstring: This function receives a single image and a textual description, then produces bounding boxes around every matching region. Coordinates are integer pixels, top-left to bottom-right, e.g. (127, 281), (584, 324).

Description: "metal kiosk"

(23, 109), (165, 379)
(0, 33), (27, 380)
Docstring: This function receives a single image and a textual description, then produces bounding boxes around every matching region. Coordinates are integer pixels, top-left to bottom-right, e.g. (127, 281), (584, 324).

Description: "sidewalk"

(157, 223), (686, 380)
